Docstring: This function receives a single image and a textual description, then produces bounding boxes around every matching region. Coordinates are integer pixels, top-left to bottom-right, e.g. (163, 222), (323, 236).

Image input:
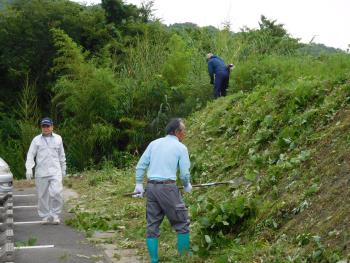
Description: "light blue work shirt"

(136, 135), (190, 186)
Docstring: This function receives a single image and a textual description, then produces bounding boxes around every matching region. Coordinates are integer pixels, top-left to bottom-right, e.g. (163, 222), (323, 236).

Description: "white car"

(0, 157), (13, 193)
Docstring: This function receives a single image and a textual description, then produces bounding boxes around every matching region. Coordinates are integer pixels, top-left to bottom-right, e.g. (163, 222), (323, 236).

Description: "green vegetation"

(1, 0), (213, 176)
(66, 51), (350, 261)
(1, 0), (335, 178)
(1, 0), (350, 262)
(184, 53), (350, 262)
(65, 52), (350, 262)
(15, 236), (37, 247)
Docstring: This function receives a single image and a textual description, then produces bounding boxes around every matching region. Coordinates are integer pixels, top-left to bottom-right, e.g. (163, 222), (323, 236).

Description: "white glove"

(229, 65), (235, 71)
(184, 183), (192, 193)
(26, 170), (33, 181)
(132, 183), (144, 198)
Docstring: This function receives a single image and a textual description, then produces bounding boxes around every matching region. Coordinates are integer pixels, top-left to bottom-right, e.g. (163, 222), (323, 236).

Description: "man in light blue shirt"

(134, 118), (192, 263)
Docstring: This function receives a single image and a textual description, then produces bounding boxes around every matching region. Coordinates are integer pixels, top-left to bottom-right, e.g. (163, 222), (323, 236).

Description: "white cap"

(206, 53), (213, 60)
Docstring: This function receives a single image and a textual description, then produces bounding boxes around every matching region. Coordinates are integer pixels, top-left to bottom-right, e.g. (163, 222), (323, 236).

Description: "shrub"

(192, 195), (257, 251)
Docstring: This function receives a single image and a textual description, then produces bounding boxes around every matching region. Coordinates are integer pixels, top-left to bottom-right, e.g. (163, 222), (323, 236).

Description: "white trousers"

(35, 175), (63, 219)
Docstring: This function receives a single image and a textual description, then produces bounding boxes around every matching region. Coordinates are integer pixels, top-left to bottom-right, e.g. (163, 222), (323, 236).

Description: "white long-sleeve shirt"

(25, 133), (66, 178)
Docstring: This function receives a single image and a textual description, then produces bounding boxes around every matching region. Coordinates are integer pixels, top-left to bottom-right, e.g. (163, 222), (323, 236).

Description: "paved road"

(13, 187), (106, 263)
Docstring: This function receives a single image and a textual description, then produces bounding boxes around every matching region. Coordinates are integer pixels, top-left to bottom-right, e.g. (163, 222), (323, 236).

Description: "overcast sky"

(73, 0), (349, 51)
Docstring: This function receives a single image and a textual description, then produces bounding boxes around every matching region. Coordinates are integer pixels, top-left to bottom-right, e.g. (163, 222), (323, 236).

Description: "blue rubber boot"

(146, 238), (159, 263)
(177, 233), (191, 256)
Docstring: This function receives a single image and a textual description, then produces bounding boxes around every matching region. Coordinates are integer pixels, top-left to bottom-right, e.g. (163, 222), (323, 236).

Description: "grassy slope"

(184, 54), (350, 262)
(186, 101), (350, 262)
(66, 53), (350, 262)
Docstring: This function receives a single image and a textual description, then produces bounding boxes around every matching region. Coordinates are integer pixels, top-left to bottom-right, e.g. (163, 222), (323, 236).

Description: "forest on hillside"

(2, 1), (350, 261)
(0, 0), (345, 179)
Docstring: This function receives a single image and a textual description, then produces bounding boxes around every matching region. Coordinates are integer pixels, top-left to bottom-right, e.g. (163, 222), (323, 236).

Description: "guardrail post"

(0, 192), (14, 263)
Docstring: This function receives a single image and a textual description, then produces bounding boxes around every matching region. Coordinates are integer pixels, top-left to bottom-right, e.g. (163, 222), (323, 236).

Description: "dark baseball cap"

(40, 117), (53, 126)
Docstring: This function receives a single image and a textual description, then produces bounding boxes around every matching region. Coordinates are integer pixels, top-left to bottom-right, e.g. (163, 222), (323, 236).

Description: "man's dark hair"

(165, 118), (184, 135)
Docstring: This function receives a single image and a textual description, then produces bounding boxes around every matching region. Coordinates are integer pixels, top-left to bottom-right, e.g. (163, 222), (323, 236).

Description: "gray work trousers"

(146, 183), (190, 238)
(35, 175), (63, 219)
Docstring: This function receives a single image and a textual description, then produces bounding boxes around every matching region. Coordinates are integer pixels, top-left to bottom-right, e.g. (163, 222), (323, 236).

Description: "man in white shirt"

(25, 117), (66, 224)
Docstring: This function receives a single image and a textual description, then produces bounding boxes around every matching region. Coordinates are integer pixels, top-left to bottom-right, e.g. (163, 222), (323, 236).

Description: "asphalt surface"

(13, 187), (106, 263)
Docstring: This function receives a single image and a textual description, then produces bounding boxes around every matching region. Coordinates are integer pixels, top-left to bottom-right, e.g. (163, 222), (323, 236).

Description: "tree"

(0, 0), (112, 110)
(50, 28), (124, 169)
(162, 34), (191, 86)
(258, 15), (287, 38)
(101, 0), (139, 25)
(139, 0), (156, 23)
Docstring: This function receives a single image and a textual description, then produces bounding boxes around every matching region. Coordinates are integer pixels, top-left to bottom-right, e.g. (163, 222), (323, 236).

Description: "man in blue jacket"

(133, 118), (192, 263)
(207, 53), (230, 98)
